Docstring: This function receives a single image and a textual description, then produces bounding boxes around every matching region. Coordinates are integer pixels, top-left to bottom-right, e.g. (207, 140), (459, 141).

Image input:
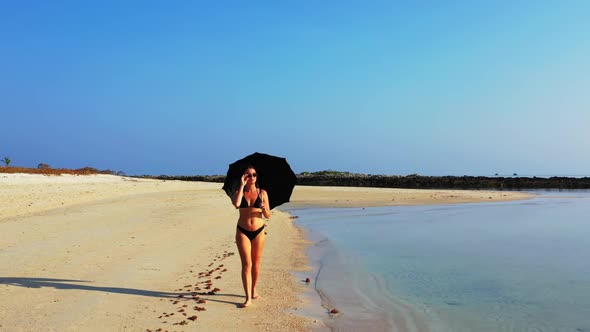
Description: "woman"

(232, 166), (271, 307)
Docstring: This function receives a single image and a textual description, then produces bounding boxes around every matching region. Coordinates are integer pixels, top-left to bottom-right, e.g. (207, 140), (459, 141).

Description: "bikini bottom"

(237, 224), (265, 241)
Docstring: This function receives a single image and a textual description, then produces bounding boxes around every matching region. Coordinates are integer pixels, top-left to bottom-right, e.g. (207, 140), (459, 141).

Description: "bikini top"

(240, 190), (262, 208)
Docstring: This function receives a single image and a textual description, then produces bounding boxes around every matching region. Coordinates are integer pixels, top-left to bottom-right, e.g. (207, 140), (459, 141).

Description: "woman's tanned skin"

(232, 166), (270, 307)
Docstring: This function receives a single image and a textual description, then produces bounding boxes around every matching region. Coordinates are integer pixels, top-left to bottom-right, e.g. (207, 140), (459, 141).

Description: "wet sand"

(0, 174), (531, 331)
(289, 185), (531, 209)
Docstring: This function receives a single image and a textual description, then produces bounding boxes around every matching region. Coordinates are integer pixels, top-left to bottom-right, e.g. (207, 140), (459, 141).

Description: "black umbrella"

(222, 152), (297, 210)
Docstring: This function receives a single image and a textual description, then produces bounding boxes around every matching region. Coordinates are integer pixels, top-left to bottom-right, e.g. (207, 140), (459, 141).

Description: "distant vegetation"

(138, 170), (590, 189)
(0, 165), (122, 176)
(299, 170), (353, 176)
(135, 174), (225, 182)
(295, 171), (590, 189)
(3, 164), (588, 189)
(2, 157), (10, 166)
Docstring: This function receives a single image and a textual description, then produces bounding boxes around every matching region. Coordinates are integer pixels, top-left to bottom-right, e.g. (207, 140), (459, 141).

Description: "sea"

(288, 190), (590, 332)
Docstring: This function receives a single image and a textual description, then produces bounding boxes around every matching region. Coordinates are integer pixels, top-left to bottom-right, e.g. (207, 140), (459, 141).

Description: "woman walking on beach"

(232, 166), (271, 307)
(223, 152), (297, 307)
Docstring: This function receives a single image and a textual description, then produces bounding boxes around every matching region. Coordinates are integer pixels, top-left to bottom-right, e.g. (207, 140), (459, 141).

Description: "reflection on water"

(294, 191), (590, 332)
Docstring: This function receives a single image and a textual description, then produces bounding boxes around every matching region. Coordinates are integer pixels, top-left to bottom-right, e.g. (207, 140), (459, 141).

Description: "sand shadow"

(0, 277), (184, 298)
(196, 292), (245, 308)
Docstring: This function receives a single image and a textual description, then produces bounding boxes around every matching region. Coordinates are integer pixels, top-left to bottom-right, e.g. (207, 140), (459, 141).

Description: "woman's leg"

(236, 230), (252, 307)
(250, 231), (266, 300)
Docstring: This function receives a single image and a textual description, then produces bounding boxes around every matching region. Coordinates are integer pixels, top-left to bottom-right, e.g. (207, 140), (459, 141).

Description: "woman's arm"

(232, 175), (248, 208)
(260, 189), (271, 219)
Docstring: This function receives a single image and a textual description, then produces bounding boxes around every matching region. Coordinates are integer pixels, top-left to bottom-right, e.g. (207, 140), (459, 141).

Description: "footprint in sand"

(148, 250), (236, 330)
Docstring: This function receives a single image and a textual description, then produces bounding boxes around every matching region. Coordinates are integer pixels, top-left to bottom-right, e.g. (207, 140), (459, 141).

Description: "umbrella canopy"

(222, 152), (297, 210)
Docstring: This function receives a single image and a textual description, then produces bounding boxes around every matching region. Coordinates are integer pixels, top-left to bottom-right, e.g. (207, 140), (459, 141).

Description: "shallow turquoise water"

(292, 192), (590, 331)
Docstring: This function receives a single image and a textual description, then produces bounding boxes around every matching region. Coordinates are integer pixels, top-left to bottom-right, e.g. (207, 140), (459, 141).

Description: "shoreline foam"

(291, 208), (435, 332)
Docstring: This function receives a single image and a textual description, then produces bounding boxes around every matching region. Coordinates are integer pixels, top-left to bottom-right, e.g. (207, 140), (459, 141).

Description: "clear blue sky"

(2, 1), (589, 176)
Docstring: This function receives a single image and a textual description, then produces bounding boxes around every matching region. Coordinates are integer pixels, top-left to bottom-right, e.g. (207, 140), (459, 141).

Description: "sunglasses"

(246, 173), (257, 178)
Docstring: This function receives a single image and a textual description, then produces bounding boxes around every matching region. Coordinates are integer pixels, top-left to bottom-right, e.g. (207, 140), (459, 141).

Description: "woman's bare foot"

(240, 299), (252, 308)
(252, 290), (259, 300)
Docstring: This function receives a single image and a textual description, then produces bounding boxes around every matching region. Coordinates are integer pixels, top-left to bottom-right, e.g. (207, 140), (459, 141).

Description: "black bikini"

(239, 193), (262, 209)
(237, 224), (265, 241)
(237, 189), (265, 241)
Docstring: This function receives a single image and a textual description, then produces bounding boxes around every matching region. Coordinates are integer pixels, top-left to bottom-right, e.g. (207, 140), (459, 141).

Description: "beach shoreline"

(285, 186), (532, 331)
(293, 191), (590, 331)
(0, 174), (531, 331)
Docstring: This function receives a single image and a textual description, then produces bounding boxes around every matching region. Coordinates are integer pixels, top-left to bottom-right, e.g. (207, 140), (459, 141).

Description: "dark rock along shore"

(135, 172), (590, 190)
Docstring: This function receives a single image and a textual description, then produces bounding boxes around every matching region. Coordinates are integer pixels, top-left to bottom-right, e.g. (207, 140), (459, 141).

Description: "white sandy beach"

(0, 174), (531, 331)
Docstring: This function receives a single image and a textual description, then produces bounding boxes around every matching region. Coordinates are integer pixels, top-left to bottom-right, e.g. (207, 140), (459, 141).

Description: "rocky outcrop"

(137, 172), (590, 189)
(136, 175), (226, 183)
(296, 173), (590, 189)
